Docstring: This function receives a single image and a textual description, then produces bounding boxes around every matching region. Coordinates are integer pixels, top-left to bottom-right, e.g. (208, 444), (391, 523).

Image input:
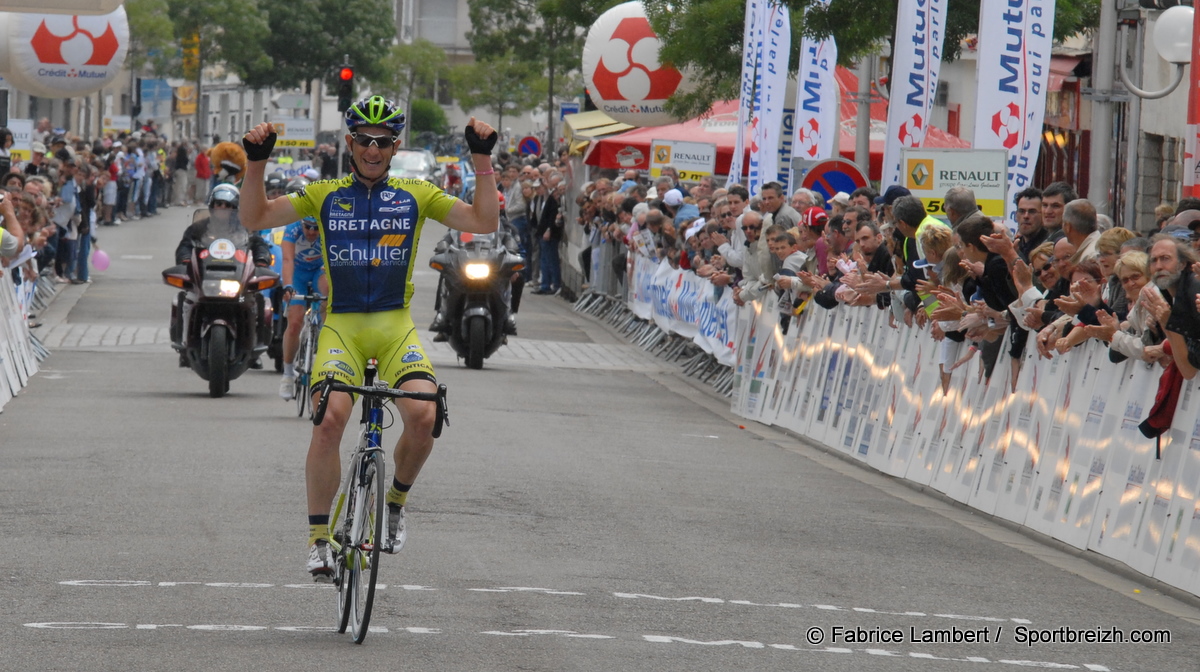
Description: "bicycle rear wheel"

(348, 451), (384, 643)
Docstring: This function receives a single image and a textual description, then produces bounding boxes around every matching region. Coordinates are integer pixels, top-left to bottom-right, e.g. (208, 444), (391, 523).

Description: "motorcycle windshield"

(454, 231), (497, 252)
(192, 208), (251, 251)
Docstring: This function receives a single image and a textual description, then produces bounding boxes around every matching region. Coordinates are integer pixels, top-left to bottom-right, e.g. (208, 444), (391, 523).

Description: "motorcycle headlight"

(203, 278), (242, 298)
(464, 263), (491, 280)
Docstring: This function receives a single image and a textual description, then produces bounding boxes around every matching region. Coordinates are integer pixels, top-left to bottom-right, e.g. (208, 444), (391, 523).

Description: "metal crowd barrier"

(575, 252), (1200, 599)
(0, 266), (54, 412)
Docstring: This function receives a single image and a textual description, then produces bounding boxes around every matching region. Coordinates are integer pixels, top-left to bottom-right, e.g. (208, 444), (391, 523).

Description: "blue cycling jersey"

(287, 175), (457, 313)
(283, 221), (324, 273)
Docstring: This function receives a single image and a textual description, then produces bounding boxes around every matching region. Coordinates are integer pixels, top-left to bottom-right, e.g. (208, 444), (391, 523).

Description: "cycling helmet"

(344, 95), (406, 135)
(286, 177), (309, 194)
(265, 172), (287, 195)
(209, 183), (240, 209)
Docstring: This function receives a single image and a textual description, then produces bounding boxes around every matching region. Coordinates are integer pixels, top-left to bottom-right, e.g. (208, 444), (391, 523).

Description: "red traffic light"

(339, 67), (354, 81)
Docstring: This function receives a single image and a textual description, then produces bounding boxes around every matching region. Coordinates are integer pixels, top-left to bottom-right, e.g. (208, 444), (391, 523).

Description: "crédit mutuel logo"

(32, 16), (120, 79)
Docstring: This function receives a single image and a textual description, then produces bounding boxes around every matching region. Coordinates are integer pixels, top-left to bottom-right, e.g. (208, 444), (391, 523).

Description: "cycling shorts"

(311, 308), (436, 391)
(288, 266), (326, 307)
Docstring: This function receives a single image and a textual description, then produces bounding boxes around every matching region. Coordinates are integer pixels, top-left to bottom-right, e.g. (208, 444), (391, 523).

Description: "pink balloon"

(92, 249), (110, 271)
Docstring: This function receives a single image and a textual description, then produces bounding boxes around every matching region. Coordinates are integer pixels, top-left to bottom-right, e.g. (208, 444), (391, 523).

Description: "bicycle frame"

(328, 366), (387, 556)
(312, 360), (448, 643)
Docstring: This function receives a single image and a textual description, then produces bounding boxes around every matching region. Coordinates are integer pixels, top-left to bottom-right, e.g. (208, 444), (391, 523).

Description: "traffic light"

(337, 65), (354, 112)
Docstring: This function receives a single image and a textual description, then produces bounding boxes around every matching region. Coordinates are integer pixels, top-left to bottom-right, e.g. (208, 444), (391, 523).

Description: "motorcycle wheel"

(466, 315), (486, 370)
(208, 325), (231, 398)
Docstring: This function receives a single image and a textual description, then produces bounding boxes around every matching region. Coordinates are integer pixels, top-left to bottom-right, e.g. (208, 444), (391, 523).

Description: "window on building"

(417, 0), (457, 45)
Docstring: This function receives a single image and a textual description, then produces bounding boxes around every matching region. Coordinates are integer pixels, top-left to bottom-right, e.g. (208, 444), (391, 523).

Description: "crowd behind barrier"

(728, 292), (1200, 599)
(545, 163), (1200, 599)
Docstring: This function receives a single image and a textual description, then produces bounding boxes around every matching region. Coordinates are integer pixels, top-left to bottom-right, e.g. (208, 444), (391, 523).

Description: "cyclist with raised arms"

(240, 96), (499, 579)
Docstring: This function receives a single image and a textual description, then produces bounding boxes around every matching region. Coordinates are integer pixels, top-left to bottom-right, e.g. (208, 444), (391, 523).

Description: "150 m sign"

(270, 118), (316, 149)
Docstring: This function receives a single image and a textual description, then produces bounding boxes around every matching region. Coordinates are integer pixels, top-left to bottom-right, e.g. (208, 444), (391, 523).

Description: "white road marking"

(57, 579), (1038, 624)
(620, 592), (1035, 624)
(468, 586), (584, 595)
(17, 621), (1114, 668)
(120, 254), (154, 260)
(482, 629), (614, 639)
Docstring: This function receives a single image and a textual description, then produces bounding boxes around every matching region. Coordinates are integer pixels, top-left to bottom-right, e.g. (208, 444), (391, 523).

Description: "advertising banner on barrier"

(971, 0), (1056, 225)
(629, 254), (736, 365)
(902, 148), (1008, 219)
(880, 0), (947, 189)
(724, 291), (1200, 598)
(747, 2), (790, 196)
(793, 0), (838, 162)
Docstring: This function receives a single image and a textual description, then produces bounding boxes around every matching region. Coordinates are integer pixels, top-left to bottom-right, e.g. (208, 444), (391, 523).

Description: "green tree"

(251, 0), (396, 91)
(409, 99), (450, 135)
(371, 39), (448, 109)
(450, 57), (547, 132)
(466, 0), (607, 145)
(642, 0), (1101, 119)
(167, 0), (272, 83)
(124, 0), (176, 75)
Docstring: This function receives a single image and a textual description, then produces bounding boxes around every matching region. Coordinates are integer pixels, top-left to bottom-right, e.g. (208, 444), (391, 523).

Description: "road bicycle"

(291, 288), (325, 418)
(312, 361), (448, 643)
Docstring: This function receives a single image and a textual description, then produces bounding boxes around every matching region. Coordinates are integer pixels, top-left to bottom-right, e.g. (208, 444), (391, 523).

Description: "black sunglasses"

(303, 223), (320, 231)
(351, 132), (397, 149)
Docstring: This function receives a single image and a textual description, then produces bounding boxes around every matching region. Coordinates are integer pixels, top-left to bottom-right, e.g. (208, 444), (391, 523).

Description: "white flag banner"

(747, 2), (791, 196)
(972, 0), (1056, 227)
(793, 0), (839, 162)
(729, 0), (764, 186)
(880, 0), (948, 189)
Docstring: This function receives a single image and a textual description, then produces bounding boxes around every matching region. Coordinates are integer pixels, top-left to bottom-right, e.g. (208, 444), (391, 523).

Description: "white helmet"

(209, 183), (240, 209)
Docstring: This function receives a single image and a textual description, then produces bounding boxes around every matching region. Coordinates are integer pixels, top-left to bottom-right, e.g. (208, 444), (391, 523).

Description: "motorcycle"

(429, 230), (524, 369)
(163, 209), (280, 397)
(263, 226), (287, 372)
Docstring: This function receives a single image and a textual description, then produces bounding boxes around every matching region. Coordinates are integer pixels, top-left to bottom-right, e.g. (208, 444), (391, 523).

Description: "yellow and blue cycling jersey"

(287, 175), (457, 314)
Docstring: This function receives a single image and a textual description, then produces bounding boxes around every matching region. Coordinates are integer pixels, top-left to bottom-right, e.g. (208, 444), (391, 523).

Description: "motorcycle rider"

(428, 205), (521, 340)
(170, 184), (274, 366)
(238, 96), (500, 579)
(277, 213), (328, 399)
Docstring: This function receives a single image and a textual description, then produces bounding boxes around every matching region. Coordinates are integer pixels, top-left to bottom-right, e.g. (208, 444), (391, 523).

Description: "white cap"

(662, 189), (684, 207)
(303, 168), (320, 180)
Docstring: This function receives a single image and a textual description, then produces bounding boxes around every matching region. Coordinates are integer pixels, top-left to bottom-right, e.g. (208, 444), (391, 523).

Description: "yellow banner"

(175, 85), (197, 116)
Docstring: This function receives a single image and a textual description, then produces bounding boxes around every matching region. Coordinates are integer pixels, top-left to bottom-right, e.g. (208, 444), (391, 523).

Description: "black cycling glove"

(243, 132), (277, 162)
(464, 124), (497, 156)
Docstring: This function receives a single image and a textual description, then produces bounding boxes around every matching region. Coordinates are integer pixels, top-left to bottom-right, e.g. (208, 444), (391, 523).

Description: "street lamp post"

(1113, 4), (1194, 227)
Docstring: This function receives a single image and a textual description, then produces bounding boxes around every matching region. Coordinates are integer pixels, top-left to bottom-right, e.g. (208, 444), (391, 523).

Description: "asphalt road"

(1, 205), (1198, 671)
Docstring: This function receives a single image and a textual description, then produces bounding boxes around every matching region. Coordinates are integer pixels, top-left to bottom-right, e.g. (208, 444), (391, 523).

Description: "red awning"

(1047, 56), (1081, 92)
(586, 66), (970, 181)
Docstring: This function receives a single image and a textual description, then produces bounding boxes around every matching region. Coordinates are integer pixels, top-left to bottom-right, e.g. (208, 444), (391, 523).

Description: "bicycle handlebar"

(312, 374), (449, 438)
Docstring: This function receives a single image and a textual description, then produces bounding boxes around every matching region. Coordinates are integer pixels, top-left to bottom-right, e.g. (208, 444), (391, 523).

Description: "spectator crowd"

(563, 165), (1200, 436)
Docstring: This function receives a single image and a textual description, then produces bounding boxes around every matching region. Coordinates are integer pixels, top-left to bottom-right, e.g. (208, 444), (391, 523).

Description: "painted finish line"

(20, 622), (1112, 669)
(58, 580), (1035, 625)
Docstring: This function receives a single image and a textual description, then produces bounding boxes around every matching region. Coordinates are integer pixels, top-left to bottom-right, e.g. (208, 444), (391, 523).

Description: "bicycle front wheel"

(294, 329), (310, 418)
(348, 451), (385, 643)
